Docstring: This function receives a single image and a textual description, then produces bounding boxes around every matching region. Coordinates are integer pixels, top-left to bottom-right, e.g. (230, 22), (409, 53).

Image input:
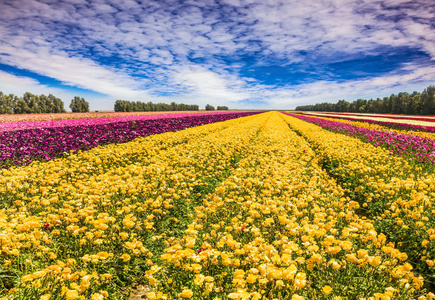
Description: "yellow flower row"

(281, 113), (435, 287)
(0, 113), (268, 299)
(1, 111), (433, 299)
(152, 112), (431, 299)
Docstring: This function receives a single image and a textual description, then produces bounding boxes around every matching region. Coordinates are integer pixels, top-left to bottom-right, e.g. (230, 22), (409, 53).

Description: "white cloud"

(0, 70), (80, 107)
(0, 71), (40, 87)
(259, 64), (435, 109)
(0, 0), (433, 110)
(0, 43), (148, 100)
(169, 66), (250, 107)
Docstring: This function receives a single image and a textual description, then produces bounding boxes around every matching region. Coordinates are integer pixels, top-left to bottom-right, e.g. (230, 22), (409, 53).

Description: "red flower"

(42, 224), (52, 231)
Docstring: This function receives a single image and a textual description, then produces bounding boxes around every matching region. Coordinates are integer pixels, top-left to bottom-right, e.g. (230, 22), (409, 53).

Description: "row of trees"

(0, 92), (66, 114)
(205, 105), (229, 111)
(114, 101), (230, 112)
(1, 91), (231, 114)
(0, 92), (91, 114)
(295, 85), (435, 115)
(114, 100), (199, 112)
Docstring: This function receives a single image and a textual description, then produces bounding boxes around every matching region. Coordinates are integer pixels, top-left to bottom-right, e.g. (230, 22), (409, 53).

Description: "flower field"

(297, 112), (435, 134)
(0, 112), (241, 132)
(0, 111), (212, 124)
(282, 114), (435, 287)
(300, 112), (435, 127)
(0, 111), (434, 299)
(295, 114), (435, 138)
(0, 111), (257, 169)
(287, 113), (435, 165)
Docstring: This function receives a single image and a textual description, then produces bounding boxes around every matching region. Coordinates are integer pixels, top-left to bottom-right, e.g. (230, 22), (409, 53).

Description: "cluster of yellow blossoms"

(301, 113), (435, 140)
(155, 113), (430, 299)
(0, 113), (264, 299)
(0, 112), (433, 299)
(282, 113), (435, 288)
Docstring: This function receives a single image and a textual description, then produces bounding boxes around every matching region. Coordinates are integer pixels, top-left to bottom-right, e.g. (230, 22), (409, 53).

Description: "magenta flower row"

(0, 111), (262, 169)
(284, 112), (435, 164)
(318, 111), (435, 123)
(297, 112), (435, 133)
(0, 111), (242, 132)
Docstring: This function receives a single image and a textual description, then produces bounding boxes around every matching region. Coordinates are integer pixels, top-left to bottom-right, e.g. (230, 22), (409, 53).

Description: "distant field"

(299, 111), (435, 126)
(0, 110), (209, 123)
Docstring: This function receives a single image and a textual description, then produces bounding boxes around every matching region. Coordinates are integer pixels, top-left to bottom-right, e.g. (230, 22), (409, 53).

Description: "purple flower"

(284, 112), (435, 164)
(1, 111), (264, 169)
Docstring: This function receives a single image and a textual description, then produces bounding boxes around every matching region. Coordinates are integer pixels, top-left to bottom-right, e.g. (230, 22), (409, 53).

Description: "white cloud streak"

(0, 0), (433, 110)
(0, 70), (83, 108)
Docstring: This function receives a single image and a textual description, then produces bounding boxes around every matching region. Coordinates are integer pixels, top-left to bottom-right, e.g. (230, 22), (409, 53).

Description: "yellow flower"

(323, 285), (333, 294)
(82, 255), (91, 263)
(91, 293), (104, 300)
(194, 274), (205, 286)
(65, 290), (79, 300)
(357, 249), (368, 259)
(40, 294), (51, 300)
(369, 256), (381, 267)
(246, 274), (257, 284)
(120, 254), (131, 262)
(97, 251), (111, 260)
(100, 291), (109, 297)
(146, 292), (157, 300)
(185, 237), (196, 248)
(180, 289), (193, 298)
(101, 274), (112, 280)
(329, 260), (340, 270)
(294, 272), (306, 289)
(191, 263), (202, 273)
(327, 246), (342, 254)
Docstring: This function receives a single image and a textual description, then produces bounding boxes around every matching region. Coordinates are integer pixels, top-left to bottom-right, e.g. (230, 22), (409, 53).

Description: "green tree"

(205, 104), (215, 111)
(14, 99), (30, 114)
(409, 92), (421, 115)
(0, 92), (14, 114)
(50, 94), (66, 113)
(114, 100), (125, 112)
(420, 86), (435, 115)
(22, 92), (37, 113)
(70, 96), (89, 113)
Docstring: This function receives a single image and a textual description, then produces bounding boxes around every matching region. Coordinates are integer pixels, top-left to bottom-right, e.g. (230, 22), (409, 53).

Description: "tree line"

(295, 85), (435, 115)
(205, 104), (229, 110)
(0, 92), (66, 114)
(114, 100), (199, 112)
(0, 92), (91, 114)
(1, 90), (230, 114)
(114, 101), (230, 112)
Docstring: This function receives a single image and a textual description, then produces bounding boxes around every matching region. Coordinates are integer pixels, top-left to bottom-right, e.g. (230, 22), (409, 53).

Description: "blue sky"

(0, 0), (434, 110)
